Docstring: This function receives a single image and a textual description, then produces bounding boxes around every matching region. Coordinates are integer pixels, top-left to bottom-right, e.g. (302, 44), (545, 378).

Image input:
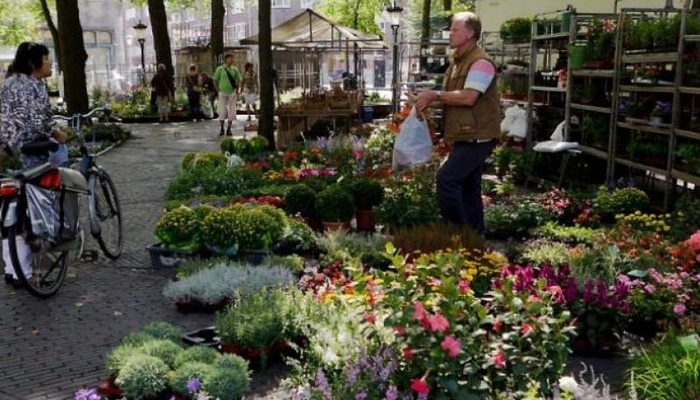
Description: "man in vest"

(414, 11), (499, 233)
(213, 54), (242, 136)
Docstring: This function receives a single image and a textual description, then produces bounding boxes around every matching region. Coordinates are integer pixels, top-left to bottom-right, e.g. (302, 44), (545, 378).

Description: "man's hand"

(414, 88), (439, 111)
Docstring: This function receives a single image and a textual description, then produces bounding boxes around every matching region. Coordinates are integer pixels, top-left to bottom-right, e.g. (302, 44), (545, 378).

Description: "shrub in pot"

(232, 206), (286, 250)
(137, 339), (183, 369)
(315, 184), (355, 229)
(283, 184), (316, 219)
(169, 361), (217, 396)
(140, 321), (184, 343)
(208, 355), (251, 400)
(174, 345), (221, 367)
(114, 354), (169, 399)
(154, 205), (201, 250)
(201, 207), (243, 253)
(351, 178), (384, 232)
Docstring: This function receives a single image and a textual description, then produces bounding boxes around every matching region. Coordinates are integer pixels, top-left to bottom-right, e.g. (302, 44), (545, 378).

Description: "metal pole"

(391, 24), (400, 115)
(138, 39), (146, 85)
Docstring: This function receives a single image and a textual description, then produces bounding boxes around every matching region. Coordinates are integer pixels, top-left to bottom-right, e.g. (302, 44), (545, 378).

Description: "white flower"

(559, 376), (580, 394)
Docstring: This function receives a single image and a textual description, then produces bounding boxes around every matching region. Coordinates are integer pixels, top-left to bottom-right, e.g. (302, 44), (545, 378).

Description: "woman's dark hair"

(11, 42), (50, 75)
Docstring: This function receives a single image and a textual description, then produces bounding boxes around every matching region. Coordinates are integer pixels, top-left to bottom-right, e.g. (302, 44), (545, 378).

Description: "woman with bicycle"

(0, 42), (69, 286)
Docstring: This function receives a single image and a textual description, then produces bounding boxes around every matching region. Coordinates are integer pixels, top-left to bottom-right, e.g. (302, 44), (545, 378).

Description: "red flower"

(492, 318), (503, 333)
(402, 347), (414, 359)
(427, 314), (450, 332)
(410, 378), (430, 395)
(440, 335), (461, 358)
(494, 349), (506, 368)
(364, 313), (376, 324)
(521, 322), (534, 336)
(393, 326), (407, 336)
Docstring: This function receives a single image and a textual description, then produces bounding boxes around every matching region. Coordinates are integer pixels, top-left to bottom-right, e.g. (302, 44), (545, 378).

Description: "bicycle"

(0, 106), (123, 297)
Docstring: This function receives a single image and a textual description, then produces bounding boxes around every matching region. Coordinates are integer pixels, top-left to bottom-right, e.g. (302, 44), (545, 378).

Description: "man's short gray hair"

(454, 11), (482, 40)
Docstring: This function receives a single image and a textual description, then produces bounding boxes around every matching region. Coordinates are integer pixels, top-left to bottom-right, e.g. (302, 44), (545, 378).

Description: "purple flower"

(315, 369), (332, 399)
(384, 386), (398, 400)
(356, 391), (368, 400)
(74, 388), (100, 400)
(187, 377), (202, 393)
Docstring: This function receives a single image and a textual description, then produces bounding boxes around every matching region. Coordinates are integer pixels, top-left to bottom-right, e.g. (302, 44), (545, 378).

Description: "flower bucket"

(569, 44), (591, 70)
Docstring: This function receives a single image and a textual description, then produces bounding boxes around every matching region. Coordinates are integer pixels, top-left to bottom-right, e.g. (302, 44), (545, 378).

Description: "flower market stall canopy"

(239, 9), (385, 50)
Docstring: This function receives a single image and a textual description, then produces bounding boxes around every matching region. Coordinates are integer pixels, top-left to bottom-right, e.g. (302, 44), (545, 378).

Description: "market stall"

(240, 9), (385, 147)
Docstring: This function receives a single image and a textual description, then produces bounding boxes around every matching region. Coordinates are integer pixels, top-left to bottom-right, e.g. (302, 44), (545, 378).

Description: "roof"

(240, 9), (386, 50)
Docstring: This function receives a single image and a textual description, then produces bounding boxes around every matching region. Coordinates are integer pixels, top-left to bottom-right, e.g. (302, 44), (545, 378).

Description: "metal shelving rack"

(609, 2), (699, 209)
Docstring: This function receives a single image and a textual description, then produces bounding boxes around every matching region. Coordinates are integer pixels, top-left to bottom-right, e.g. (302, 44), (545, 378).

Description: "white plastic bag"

(392, 107), (432, 169)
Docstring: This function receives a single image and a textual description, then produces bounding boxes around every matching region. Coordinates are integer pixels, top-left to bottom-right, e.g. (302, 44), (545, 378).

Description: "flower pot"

(650, 116), (664, 125)
(322, 221), (350, 232)
(96, 375), (123, 397)
(355, 209), (376, 232)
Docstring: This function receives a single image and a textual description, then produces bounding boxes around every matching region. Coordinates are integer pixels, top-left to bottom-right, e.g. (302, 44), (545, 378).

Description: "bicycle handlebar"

(52, 105), (113, 122)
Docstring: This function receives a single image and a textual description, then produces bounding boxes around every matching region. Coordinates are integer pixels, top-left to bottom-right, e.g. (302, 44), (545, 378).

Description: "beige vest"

(443, 44), (501, 142)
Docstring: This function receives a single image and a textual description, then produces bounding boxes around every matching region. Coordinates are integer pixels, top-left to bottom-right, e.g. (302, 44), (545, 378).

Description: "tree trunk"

(39, 0), (62, 72)
(420, 0), (432, 71)
(443, 0), (452, 13)
(211, 0), (225, 66)
(258, 0), (275, 149)
(147, 0), (174, 76)
(56, 0), (88, 113)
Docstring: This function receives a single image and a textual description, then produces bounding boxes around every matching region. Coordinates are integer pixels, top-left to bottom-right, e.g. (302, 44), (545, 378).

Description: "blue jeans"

(187, 92), (201, 120)
(436, 141), (495, 232)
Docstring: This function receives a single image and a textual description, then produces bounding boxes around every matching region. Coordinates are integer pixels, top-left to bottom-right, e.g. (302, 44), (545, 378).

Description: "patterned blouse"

(0, 74), (55, 167)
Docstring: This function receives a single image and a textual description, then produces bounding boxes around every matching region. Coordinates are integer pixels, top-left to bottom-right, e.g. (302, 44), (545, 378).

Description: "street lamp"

(387, 0), (403, 115)
(133, 20), (148, 85)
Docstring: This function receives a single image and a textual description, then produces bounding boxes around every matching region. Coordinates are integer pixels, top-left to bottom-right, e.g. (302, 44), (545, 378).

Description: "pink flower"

(644, 284), (656, 294)
(412, 301), (427, 321)
(427, 314), (450, 332)
(440, 335), (461, 358)
(410, 378), (430, 395)
(458, 279), (470, 294)
(493, 318), (503, 333)
(521, 322), (535, 336)
(674, 304), (687, 315)
(364, 313), (376, 324)
(494, 349), (506, 368)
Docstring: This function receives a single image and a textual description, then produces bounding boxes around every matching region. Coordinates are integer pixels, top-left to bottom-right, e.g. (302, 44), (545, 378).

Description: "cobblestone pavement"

(0, 119), (629, 400)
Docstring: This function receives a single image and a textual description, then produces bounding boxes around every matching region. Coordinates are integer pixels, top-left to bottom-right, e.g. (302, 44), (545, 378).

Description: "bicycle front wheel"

(89, 170), (123, 259)
(8, 225), (68, 298)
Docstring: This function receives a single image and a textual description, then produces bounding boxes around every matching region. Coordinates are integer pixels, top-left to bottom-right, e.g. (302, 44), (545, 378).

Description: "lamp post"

(133, 20), (148, 85)
(387, 1), (403, 115)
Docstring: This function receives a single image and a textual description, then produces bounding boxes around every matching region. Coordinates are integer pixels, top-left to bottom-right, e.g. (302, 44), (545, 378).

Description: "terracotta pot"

(96, 375), (123, 397)
(355, 209), (376, 232)
(322, 221), (350, 232)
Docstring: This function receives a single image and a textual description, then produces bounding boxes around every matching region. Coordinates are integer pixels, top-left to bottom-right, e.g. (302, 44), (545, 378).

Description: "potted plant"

(283, 183), (317, 226)
(582, 115), (609, 149)
(114, 354), (170, 399)
(315, 184), (355, 231)
(578, 83), (597, 105)
(499, 17), (532, 43)
(350, 178), (384, 232)
(650, 100), (672, 125)
(676, 143), (700, 174)
(215, 288), (292, 367)
(585, 18), (616, 69)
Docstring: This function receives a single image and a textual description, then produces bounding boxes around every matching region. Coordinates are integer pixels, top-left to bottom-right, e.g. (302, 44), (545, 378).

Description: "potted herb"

(582, 115), (609, 149)
(350, 178), (384, 232)
(499, 17), (532, 43)
(114, 354), (170, 399)
(315, 184), (355, 231)
(677, 144), (700, 173)
(215, 288), (293, 367)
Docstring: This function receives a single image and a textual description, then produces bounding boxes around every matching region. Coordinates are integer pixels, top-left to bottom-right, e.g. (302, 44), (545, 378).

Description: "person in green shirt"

(212, 54), (242, 136)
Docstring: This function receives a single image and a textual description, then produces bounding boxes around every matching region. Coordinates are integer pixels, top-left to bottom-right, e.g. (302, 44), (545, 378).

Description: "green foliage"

(155, 206), (201, 250)
(530, 221), (598, 245)
(83, 123), (132, 143)
(500, 17), (532, 43)
(140, 321), (184, 343)
(176, 257), (228, 279)
(0, 0), (40, 45)
(215, 288), (293, 349)
(137, 339), (183, 369)
(201, 208), (241, 251)
(121, 331), (157, 347)
(174, 345), (221, 367)
(182, 151), (228, 171)
(115, 355), (169, 399)
(570, 244), (629, 284)
(165, 166), (263, 201)
(169, 361), (217, 396)
(519, 239), (572, 266)
(207, 358), (252, 400)
(673, 195), (700, 239)
(592, 186), (650, 218)
(485, 200), (554, 236)
(278, 173), (309, 210)
(627, 333), (700, 399)
(350, 177), (384, 210)
(317, 0), (383, 37)
(374, 166), (441, 230)
(105, 343), (139, 376)
(315, 184), (355, 222)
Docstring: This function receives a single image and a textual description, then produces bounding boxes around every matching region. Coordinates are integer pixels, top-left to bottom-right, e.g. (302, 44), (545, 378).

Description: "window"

(97, 31), (112, 45)
(233, 23), (247, 40)
(83, 31), (96, 45)
(229, 0), (244, 13)
(272, 0), (290, 8)
(171, 12), (181, 23)
(300, 0), (314, 9)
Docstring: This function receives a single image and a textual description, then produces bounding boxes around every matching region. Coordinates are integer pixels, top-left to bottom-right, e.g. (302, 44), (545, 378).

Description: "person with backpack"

(213, 54), (242, 136)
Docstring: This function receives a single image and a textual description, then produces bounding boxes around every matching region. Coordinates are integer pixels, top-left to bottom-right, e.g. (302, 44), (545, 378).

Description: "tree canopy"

(0, 0), (42, 46)
(317, 0), (384, 35)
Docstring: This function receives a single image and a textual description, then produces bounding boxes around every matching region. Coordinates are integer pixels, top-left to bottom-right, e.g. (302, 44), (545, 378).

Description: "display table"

(275, 108), (357, 148)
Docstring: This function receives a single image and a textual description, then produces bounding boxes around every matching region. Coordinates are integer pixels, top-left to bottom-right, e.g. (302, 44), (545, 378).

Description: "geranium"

(440, 336), (461, 357)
